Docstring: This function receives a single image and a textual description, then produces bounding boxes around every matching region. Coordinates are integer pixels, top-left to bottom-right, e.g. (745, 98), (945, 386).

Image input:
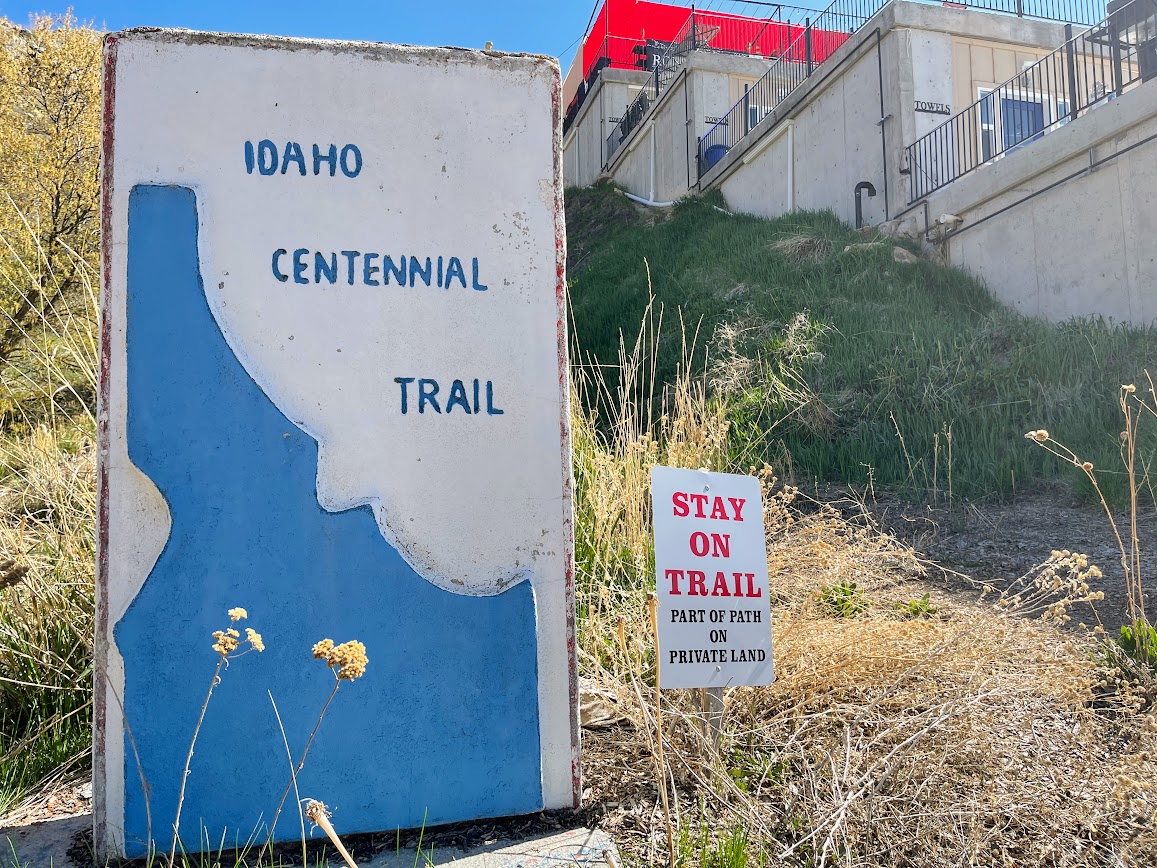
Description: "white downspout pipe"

(624, 122), (675, 207)
(787, 122), (795, 212)
(624, 191), (675, 207)
(649, 122), (657, 203)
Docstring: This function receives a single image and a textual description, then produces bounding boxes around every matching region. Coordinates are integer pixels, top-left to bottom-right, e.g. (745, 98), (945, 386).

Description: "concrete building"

(562, 0), (1157, 324)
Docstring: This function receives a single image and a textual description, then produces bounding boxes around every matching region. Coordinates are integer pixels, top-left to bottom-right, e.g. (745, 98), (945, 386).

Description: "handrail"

(948, 0), (1104, 23)
(905, 0), (1154, 202)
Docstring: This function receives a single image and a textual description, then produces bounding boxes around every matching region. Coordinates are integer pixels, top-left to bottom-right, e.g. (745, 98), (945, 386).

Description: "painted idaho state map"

(116, 184), (542, 856)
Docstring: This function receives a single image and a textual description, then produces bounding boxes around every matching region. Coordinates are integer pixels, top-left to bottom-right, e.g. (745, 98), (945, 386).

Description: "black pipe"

(875, 29), (890, 220)
(805, 20), (813, 75)
(854, 181), (877, 229)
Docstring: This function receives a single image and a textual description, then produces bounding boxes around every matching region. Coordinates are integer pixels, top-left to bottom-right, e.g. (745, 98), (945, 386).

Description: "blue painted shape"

(117, 185), (542, 858)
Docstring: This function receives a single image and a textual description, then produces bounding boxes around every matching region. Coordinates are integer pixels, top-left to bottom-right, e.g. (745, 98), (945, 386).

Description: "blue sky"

(0, 0), (1104, 74)
(0, 0), (604, 71)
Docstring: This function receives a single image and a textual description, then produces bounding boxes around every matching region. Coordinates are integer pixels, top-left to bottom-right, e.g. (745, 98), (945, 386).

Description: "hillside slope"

(566, 184), (1156, 501)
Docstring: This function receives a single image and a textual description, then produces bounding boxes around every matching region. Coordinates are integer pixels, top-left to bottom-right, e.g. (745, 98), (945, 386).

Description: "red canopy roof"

(580, 0), (827, 80)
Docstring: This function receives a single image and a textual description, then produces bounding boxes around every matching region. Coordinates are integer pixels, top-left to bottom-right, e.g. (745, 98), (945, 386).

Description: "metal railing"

(697, 0), (883, 177)
(946, 0), (1104, 24)
(666, 0), (1104, 23)
(587, 34), (653, 75)
(695, 0), (1110, 179)
(695, 6), (811, 55)
(583, 4), (820, 79)
(905, 0), (1155, 201)
(563, 35), (643, 134)
(602, 6), (831, 164)
(605, 13), (698, 163)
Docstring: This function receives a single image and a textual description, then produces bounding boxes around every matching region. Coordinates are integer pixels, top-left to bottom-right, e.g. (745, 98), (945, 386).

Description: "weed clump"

(772, 232), (833, 264)
(1026, 381), (1157, 710)
(817, 580), (869, 618)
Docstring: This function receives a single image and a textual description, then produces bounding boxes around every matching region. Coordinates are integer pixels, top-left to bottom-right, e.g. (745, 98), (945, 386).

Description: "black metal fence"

(950, 0), (1106, 24)
(696, 0), (1110, 180)
(697, 0), (886, 178)
(906, 0), (1155, 201)
(605, 13), (696, 163)
(601, 5), (830, 164)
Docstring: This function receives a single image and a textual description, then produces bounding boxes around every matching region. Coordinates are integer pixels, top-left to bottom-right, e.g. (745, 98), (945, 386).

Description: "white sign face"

(651, 467), (774, 689)
(97, 29), (576, 859)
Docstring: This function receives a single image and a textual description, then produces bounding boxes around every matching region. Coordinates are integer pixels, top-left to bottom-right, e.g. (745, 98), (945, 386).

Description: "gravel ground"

(828, 486), (1157, 631)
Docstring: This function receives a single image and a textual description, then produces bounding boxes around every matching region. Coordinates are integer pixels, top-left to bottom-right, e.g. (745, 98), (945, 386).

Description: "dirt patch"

(821, 485), (1156, 631)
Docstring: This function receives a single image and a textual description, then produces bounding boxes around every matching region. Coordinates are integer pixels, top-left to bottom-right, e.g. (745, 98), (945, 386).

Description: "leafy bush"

(818, 580), (869, 618)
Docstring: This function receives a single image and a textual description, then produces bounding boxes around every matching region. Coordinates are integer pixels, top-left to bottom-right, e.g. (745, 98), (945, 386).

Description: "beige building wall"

(562, 50), (585, 112)
(952, 36), (1053, 109)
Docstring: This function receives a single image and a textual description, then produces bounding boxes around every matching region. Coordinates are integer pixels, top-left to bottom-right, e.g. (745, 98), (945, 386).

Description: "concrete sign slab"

(96, 30), (577, 858)
(651, 467), (774, 689)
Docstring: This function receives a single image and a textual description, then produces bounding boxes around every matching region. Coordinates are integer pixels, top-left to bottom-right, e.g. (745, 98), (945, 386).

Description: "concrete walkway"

(0, 818), (618, 868)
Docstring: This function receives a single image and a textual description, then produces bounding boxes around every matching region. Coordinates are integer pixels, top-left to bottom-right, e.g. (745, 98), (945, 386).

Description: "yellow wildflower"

(211, 630), (239, 655)
(228, 607), (248, 622)
(312, 638), (334, 659)
(325, 640), (368, 681)
(246, 628), (265, 652)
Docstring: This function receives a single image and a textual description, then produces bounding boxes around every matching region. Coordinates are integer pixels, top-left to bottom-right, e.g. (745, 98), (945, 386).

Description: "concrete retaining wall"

(718, 39), (894, 226)
(704, 2), (1064, 227)
(920, 79), (1157, 322)
(610, 72), (693, 202)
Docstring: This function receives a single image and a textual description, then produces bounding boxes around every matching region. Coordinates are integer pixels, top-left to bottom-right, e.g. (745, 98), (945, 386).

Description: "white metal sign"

(652, 467), (774, 689)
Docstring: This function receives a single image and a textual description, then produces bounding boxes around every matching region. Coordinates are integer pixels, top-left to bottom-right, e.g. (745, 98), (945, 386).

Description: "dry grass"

(572, 302), (1157, 867)
(572, 291), (731, 688)
(771, 233), (833, 264)
(0, 210), (97, 814)
(0, 423), (95, 813)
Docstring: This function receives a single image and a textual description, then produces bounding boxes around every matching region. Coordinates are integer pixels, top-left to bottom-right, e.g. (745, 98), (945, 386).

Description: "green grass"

(566, 184), (1157, 502)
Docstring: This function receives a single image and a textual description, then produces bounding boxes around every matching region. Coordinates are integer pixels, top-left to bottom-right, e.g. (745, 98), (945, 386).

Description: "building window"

(978, 87), (1067, 162)
(979, 88), (997, 161)
(1001, 96), (1046, 150)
